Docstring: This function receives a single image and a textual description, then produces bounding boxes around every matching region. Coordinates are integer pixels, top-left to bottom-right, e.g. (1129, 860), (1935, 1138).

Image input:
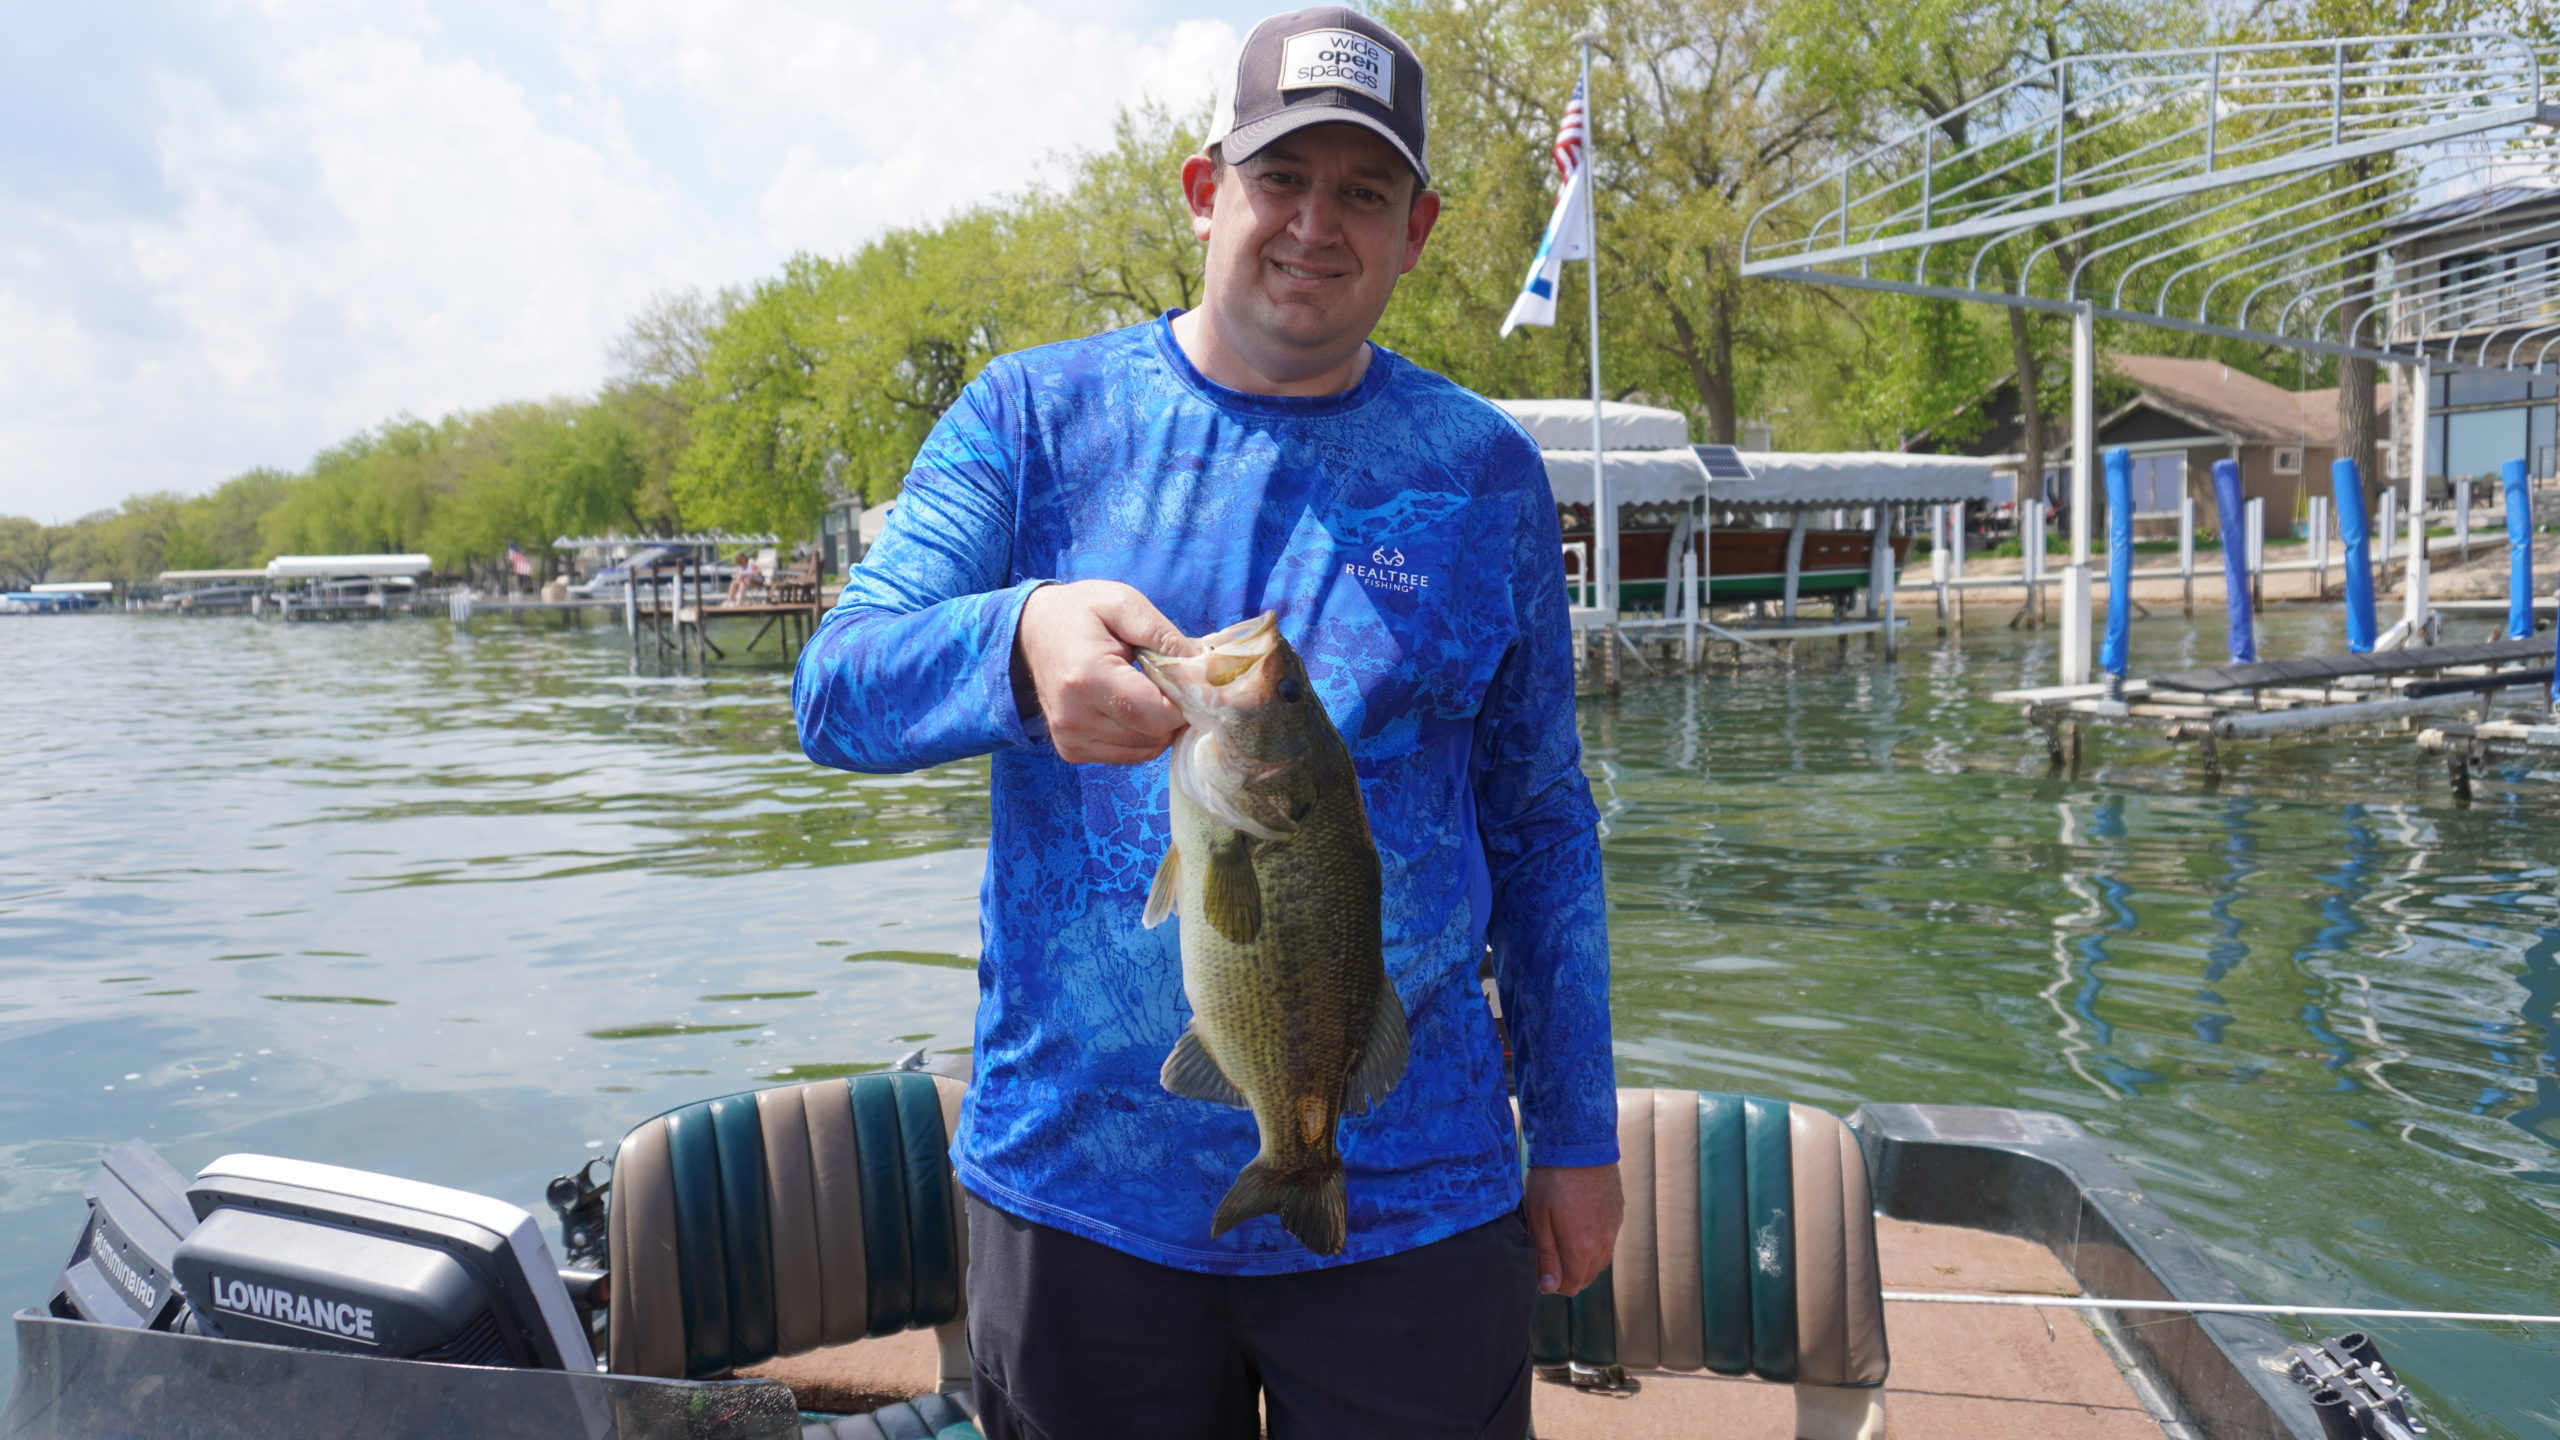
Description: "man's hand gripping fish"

(1136, 612), (1409, 1255)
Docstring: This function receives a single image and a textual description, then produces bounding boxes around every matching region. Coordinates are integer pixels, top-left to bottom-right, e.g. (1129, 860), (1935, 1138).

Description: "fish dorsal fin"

(1160, 1022), (1247, 1107)
(1344, 984), (1410, 1116)
(1142, 846), (1180, 929)
(1203, 837), (1262, 944)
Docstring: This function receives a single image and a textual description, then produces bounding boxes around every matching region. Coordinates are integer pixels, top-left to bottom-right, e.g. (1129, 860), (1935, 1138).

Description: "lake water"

(2, 609), (2554, 1435)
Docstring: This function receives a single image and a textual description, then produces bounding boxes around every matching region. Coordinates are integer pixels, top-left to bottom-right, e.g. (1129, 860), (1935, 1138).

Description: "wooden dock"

(448, 588), (827, 663)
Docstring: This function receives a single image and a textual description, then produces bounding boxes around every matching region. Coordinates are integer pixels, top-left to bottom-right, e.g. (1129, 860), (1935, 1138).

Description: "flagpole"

(1577, 18), (1609, 616)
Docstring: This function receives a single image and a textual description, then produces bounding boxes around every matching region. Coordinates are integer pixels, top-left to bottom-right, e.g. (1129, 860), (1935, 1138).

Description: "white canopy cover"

(1536, 449), (1997, 510)
(1490, 399), (1691, 452)
(266, 554), (434, 579)
(30, 581), (114, 594)
(1537, 450), (1711, 509)
(1712, 451), (1997, 508)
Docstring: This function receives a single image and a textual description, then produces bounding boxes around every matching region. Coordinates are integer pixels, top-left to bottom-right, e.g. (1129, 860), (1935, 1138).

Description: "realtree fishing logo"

(1346, 544), (1430, 595)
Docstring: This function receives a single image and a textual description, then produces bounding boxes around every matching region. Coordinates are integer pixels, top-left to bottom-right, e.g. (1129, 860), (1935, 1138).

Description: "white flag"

(1500, 79), (1591, 337)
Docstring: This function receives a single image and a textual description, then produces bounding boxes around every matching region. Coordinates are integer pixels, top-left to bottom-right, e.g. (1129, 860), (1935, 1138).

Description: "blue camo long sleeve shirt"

(793, 313), (1614, 1274)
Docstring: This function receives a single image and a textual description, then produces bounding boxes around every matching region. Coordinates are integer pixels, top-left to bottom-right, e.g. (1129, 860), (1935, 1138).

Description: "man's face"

(1185, 124), (1440, 369)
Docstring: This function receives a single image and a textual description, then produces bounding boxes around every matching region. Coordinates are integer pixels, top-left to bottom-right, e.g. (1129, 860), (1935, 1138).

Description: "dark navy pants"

(965, 1197), (1537, 1439)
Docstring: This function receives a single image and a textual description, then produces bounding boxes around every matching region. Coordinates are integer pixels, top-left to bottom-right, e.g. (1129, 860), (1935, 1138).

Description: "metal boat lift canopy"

(264, 555), (432, 579)
(1537, 449), (1997, 510)
(1742, 33), (2560, 684)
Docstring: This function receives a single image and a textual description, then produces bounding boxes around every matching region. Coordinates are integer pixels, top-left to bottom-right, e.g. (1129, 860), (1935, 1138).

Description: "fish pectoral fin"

(1344, 984), (1411, 1116)
(1142, 846), (1180, 929)
(1203, 838), (1262, 944)
(1159, 1024), (1247, 1107)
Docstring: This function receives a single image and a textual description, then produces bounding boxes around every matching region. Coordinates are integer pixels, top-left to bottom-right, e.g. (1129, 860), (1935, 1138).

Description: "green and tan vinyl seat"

(1534, 1090), (1891, 1440)
(606, 1071), (980, 1440)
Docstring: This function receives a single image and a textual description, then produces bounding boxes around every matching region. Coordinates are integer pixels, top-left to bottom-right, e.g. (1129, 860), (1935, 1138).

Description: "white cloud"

(0, 0), (1249, 522)
(570, 0), (1234, 252)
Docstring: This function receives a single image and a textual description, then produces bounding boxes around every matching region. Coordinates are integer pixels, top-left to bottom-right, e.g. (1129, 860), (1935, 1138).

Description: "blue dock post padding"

(2213, 458), (2256, 663)
(2332, 457), (2376, 654)
(2101, 447), (2134, 683)
(2503, 458), (2533, 640)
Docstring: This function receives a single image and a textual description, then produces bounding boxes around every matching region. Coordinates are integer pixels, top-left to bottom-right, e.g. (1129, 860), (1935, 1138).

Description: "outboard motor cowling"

(51, 1139), (195, 1330)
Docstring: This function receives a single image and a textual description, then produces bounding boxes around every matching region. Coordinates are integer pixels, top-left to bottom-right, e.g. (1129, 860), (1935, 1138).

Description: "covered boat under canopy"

(1536, 449), (1989, 619)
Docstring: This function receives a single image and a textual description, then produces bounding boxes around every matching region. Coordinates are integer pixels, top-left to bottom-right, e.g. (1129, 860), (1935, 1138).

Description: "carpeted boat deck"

(1532, 1217), (2163, 1438)
(748, 1217), (2167, 1438)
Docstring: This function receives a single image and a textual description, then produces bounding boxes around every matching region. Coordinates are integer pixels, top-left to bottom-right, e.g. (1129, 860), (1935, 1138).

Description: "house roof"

(2105, 354), (2350, 447)
(2390, 180), (2560, 233)
(1912, 354), (2396, 459)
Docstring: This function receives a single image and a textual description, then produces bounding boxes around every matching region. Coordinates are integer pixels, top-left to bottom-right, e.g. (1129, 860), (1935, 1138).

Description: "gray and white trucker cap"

(1205, 7), (1430, 189)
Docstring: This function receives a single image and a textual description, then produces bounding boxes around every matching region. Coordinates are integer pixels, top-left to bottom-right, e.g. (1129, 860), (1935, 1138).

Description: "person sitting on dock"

(724, 553), (763, 607)
(792, 10), (1620, 1438)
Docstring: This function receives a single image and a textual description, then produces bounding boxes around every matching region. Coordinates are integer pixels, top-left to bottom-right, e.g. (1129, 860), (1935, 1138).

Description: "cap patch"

(1278, 29), (1394, 108)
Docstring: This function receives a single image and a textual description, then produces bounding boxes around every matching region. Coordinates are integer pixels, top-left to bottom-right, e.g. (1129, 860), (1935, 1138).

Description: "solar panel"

(1693, 444), (1755, 480)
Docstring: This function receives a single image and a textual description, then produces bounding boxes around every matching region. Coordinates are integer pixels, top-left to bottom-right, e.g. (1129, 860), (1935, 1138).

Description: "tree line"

(6, 0), (2543, 590)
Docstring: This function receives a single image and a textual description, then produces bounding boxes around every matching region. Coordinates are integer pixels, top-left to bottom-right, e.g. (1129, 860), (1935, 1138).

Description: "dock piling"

(2503, 457), (2533, 641)
(2178, 491), (2195, 616)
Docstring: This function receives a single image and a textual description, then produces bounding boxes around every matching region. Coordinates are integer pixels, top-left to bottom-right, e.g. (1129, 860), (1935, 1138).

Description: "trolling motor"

(2287, 1332), (2427, 1440)
(50, 1139), (594, 1370)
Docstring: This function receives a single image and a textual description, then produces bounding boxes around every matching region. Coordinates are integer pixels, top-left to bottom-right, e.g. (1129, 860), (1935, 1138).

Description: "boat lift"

(1502, 400), (1995, 679)
(1741, 31), (2560, 686)
(1742, 31), (2560, 771)
(1988, 448), (2556, 770)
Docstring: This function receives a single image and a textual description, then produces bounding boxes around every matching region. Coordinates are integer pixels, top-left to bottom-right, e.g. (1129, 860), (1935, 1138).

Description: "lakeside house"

(1917, 353), (2385, 534)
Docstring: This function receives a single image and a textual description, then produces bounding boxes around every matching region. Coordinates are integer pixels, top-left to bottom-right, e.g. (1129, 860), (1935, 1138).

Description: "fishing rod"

(1882, 1289), (2560, 1326)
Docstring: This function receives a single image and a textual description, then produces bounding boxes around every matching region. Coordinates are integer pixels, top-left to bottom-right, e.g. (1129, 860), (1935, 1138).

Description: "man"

(793, 10), (1618, 1435)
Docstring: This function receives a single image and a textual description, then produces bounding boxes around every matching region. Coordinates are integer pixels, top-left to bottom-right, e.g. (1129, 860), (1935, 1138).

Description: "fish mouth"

(1138, 612), (1281, 717)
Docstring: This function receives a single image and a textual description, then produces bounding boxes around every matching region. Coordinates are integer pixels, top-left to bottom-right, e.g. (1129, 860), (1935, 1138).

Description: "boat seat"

(607, 1072), (973, 1408)
(802, 1389), (980, 1440)
(1534, 1089), (1889, 1440)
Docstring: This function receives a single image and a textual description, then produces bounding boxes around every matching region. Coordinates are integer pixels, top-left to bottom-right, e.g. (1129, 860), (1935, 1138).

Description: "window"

(2442, 370), (2540, 407)
(2273, 447), (2302, 474)
(2443, 407), (2530, 483)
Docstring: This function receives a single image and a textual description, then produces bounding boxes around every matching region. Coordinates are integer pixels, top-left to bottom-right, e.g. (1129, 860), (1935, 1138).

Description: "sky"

(0, 0), (1269, 523)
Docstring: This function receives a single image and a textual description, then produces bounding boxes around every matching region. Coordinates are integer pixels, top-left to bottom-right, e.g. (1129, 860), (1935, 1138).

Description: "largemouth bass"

(1136, 612), (1408, 1256)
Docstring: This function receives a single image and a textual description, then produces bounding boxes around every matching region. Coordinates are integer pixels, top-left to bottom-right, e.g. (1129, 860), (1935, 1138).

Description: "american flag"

(1500, 77), (1595, 336)
(1551, 79), (1587, 183)
(507, 542), (533, 578)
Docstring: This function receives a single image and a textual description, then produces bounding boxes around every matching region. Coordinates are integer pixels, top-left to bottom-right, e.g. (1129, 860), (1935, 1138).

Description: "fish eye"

(1278, 677), (1303, 703)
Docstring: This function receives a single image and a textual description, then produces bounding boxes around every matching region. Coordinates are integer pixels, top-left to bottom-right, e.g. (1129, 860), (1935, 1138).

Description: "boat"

(1561, 514), (1913, 609)
(1, 585), (106, 615)
(7, 1048), (2421, 1440)
(259, 556), (434, 621)
(162, 583), (265, 615)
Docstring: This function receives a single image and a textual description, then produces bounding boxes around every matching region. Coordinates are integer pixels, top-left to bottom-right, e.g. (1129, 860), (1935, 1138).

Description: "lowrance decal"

(209, 1273), (377, 1343)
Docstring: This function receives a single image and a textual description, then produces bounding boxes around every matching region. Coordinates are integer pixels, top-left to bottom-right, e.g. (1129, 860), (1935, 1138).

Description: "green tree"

(1030, 101), (1211, 327)
(165, 469), (297, 569)
(0, 515), (68, 588)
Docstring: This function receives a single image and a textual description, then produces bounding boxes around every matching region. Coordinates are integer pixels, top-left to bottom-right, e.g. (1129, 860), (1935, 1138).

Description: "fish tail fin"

(1210, 1156), (1346, 1256)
